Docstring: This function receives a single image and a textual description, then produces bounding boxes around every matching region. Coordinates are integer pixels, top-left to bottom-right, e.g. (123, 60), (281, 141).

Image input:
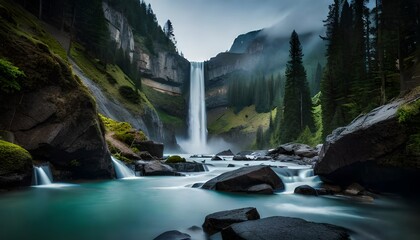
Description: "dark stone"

(133, 141), (164, 158)
(314, 96), (420, 193)
(135, 161), (182, 176)
(203, 207), (260, 235)
(227, 164), (235, 167)
(212, 155), (223, 161)
(216, 149), (234, 156)
(187, 226), (202, 231)
(294, 185), (318, 196)
(191, 182), (204, 188)
(315, 188), (334, 195)
(270, 143), (317, 158)
(166, 162), (207, 172)
(255, 156), (272, 161)
(221, 216), (350, 240)
(153, 230), (191, 240)
(139, 151), (155, 160)
(201, 166), (284, 194)
(232, 155), (252, 161)
(343, 183), (365, 195)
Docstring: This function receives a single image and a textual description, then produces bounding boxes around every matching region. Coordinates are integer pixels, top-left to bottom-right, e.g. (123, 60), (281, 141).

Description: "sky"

(147, 0), (332, 61)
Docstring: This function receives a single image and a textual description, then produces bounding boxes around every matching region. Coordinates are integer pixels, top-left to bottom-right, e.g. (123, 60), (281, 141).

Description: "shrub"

(397, 99), (420, 123)
(165, 155), (186, 164)
(0, 58), (25, 94)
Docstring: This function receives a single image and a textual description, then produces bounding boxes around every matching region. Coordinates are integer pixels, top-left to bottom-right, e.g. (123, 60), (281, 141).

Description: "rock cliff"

(0, 6), (113, 182)
(314, 89), (420, 193)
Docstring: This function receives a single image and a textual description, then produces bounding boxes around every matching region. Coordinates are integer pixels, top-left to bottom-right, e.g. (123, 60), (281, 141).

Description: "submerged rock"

(203, 207), (260, 235)
(221, 216), (350, 240)
(314, 94), (420, 193)
(153, 230), (191, 240)
(166, 162), (207, 172)
(211, 155), (223, 161)
(201, 166), (284, 194)
(232, 155), (253, 161)
(294, 185), (318, 196)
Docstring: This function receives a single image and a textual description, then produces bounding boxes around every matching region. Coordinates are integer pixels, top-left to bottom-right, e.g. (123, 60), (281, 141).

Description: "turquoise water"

(0, 159), (419, 240)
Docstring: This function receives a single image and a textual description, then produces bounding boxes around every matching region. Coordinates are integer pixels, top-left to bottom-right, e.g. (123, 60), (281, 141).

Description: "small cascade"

(111, 156), (135, 179)
(273, 168), (320, 193)
(33, 165), (53, 185)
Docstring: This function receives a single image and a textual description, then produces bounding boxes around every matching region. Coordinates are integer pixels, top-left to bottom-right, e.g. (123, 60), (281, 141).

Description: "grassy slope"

(142, 85), (185, 118)
(0, 0), (67, 60)
(70, 43), (153, 114)
(208, 106), (276, 135)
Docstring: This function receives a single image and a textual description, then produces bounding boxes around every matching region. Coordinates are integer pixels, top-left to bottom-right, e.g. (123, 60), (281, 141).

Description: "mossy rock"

(165, 155), (186, 164)
(100, 114), (147, 145)
(0, 140), (32, 174)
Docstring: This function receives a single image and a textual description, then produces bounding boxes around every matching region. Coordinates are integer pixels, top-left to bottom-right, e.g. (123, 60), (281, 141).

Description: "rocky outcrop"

(201, 166), (284, 194)
(314, 94), (420, 193)
(216, 149), (235, 156)
(202, 207), (260, 235)
(221, 216), (350, 240)
(135, 160), (182, 176)
(0, 17), (113, 181)
(134, 141), (164, 158)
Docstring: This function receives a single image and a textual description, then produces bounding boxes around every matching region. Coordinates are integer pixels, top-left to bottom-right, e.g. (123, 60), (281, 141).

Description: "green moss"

(156, 110), (184, 129)
(100, 114), (147, 145)
(0, 140), (32, 174)
(69, 159), (81, 167)
(165, 155), (186, 163)
(112, 153), (133, 164)
(398, 99), (420, 123)
(0, 58), (25, 93)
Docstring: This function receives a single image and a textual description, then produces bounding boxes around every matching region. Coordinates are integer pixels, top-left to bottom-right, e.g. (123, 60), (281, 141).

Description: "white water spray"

(111, 156), (135, 179)
(33, 165), (53, 185)
(185, 62), (207, 153)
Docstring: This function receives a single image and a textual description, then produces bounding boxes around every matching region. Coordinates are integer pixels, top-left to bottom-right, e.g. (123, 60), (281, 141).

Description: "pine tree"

(280, 31), (314, 143)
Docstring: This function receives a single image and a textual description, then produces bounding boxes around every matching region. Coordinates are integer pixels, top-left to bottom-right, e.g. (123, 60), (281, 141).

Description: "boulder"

(133, 141), (164, 158)
(153, 230), (191, 240)
(314, 95), (420, 193)
(166, 162), (207, 172)
(227, 164), (235, 167)
(135, 161), (182, 176)
(343, 183), (365, 195)
(294, 185), (318, 196)
(0, 140), (33, 189)
(221, 216), (350, 240)
(203, 207), (260, 235)
(201, 166), (284, 194)
(270, 143), (317, 158)
(211, 155), (223, 161)
(232, 155), (253, 161)
(216, 149), (234, 156)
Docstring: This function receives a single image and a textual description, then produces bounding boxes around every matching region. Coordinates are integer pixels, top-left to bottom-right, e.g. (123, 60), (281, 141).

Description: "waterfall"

(111, 156), (135, 179)
(187, 62), (207, 152)
(33, 165), (53, 185)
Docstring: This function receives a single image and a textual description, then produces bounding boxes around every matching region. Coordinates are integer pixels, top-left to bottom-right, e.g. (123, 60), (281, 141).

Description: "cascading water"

(186, 62), (207, 153)
(33, 165), (53, 185)
(111, 156), (135, 179)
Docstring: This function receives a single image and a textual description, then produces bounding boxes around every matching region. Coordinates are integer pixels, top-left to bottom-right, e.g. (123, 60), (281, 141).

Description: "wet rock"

(269, 143), (318, 158)
(191, 182), (204, 188)
(221, 216), (350, 240)
(344, 183), (365, 195)
(153, 230), (191, 240)
(211, 155), (223, 161)
(321, 183), (342, 194)
(232, 155), (253, 161)
(294, 185), (318, 196)
(201, 166), (284, 194)
(203, 207), (260, 235)
(315, 188), (334, 195)
(187, 226), (202, 232)
(255, 156), (272, 161)
(166, 162), (207, 172)
(216, 149), (234, 156)
(135, 161), (182, 176)
(274, 154), (301, 162)
(227, 164), (235, 167)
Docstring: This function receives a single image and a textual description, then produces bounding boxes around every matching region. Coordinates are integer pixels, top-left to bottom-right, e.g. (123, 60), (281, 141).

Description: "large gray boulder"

(314, 95), (420, 192)
(135, 161), (182, 176)
(221, 216), (350, 240)
(201, 166), (284, 194)
(202, 207), (260, 235)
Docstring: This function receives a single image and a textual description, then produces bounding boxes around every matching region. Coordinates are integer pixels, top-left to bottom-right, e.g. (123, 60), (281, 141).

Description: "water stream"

(2, 158), (419, 240)
(33, 165), (53, 185)
(111, 156), (136, 179)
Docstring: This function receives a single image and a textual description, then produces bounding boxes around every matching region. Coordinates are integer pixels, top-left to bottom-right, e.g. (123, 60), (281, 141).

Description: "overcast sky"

(147, 0), (332, 61)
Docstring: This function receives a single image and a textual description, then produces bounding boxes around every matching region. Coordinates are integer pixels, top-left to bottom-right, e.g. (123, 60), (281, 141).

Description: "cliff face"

(205, 30), (325, 110)
(103, 2), (189, 93)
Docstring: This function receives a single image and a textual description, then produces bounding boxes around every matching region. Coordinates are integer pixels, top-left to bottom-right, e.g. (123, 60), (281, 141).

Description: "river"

(0, 156), (419, 240)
